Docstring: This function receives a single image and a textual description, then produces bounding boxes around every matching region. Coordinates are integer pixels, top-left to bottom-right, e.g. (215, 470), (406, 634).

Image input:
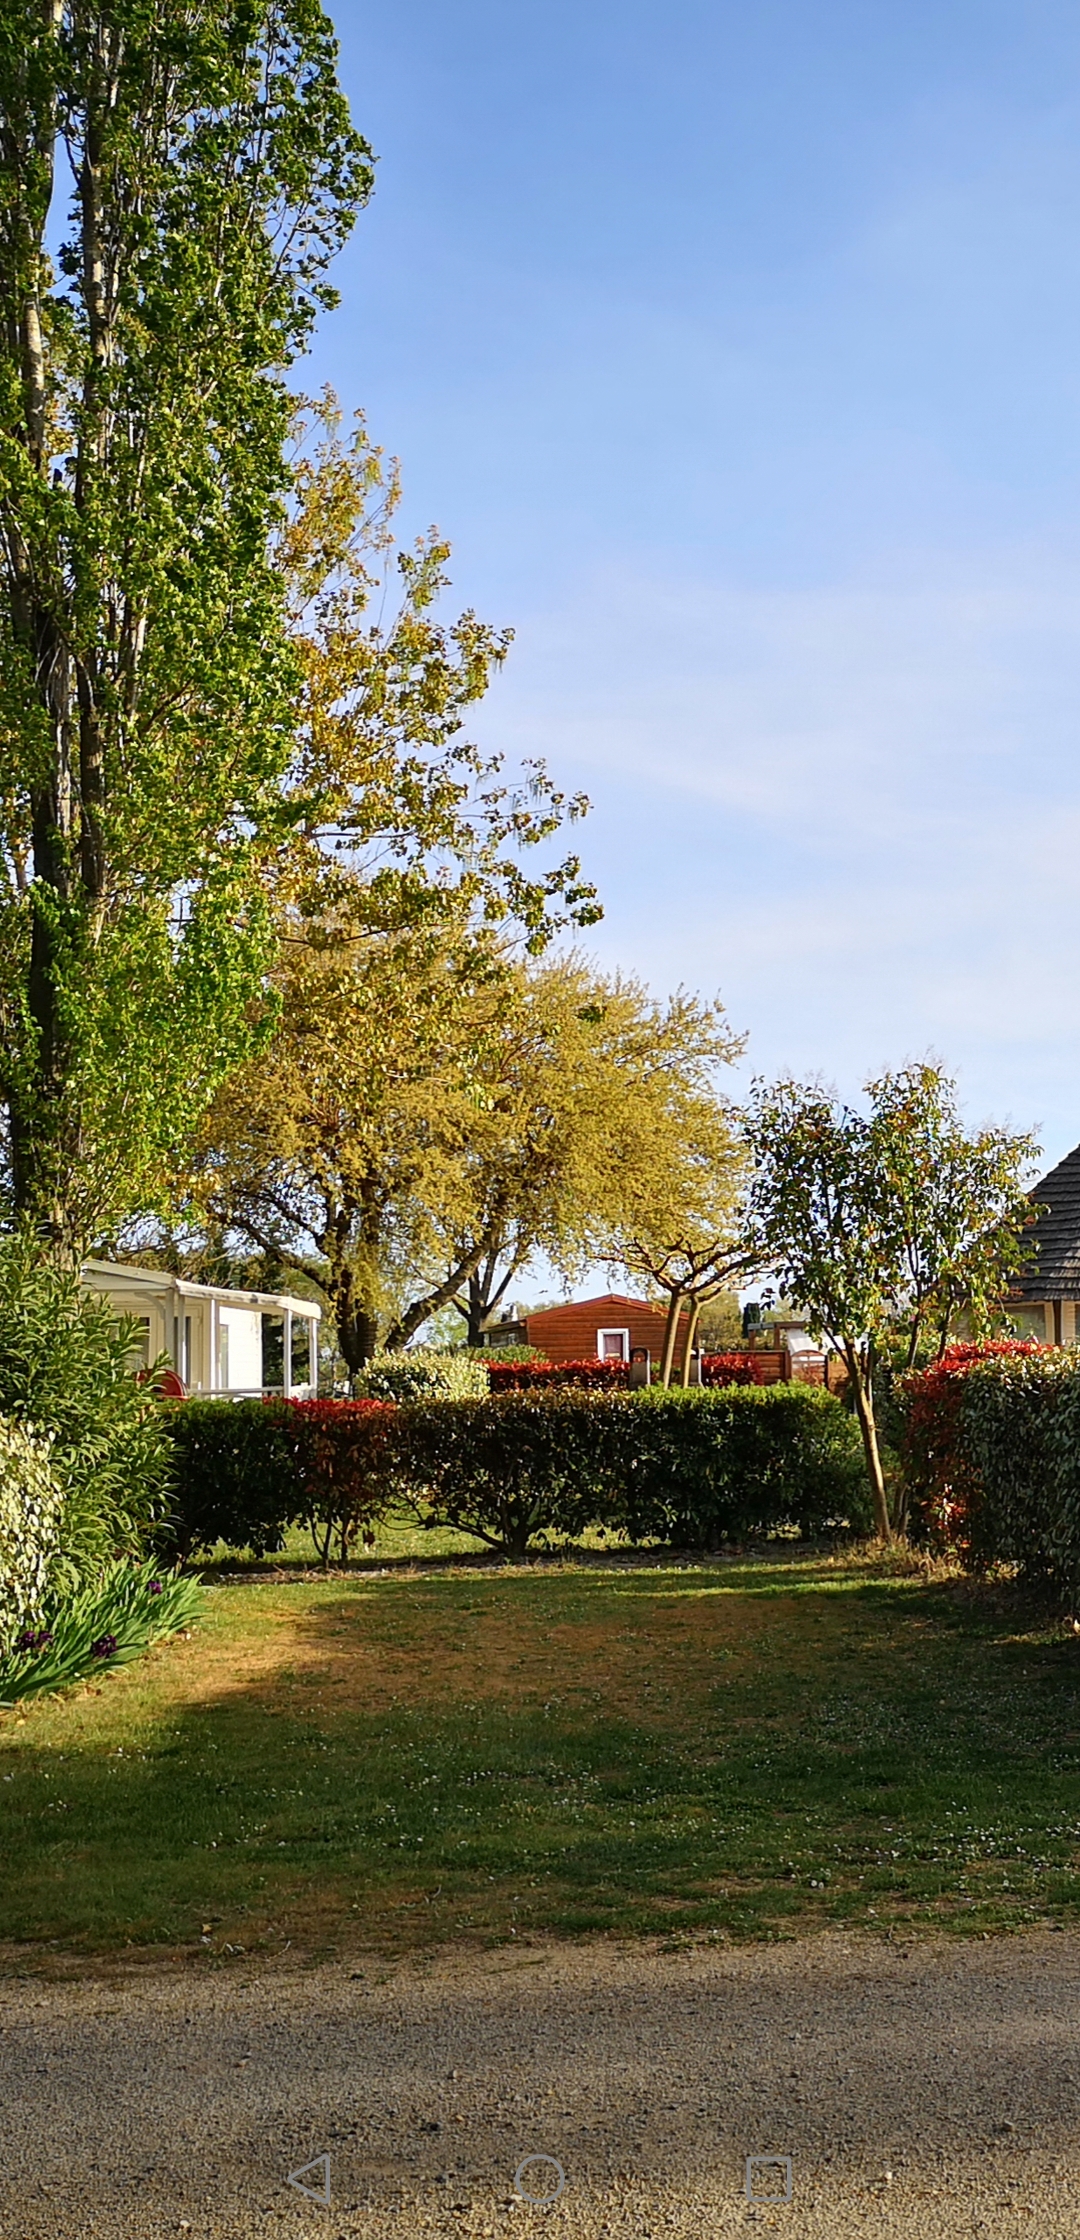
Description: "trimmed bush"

(160, 1398), (298, 1560)
(282, 1397), (396, 1564)
(486, 1355), (630, 1390)
(159, 1382), (870, 1567)
(160, 1396), (396, 1564)
(900, 1341), (1047, 1553)
(393, 1384), (870, 1557)
(355, 1347), (488, 1402)
(0, 1236), (170, 1582)
(700, 1351), (765, 1386)
(0, 1416), (65, 1658)
(486, 1352), (767, 1391)
(616, 1385), (870, 1547)
(902, 1341), (1080, 1607)
(393, 1388), (619, 1556)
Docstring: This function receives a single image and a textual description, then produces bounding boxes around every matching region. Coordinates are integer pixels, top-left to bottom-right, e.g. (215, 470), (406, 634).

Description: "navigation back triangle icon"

(286, 2152), (331, 2206)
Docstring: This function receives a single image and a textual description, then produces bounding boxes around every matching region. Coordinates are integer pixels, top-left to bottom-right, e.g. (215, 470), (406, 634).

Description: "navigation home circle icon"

(514, 2153), (566, 2206)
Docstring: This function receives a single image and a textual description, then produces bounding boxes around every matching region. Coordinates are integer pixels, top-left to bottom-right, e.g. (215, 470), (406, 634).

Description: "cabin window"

(597, 1327), (630, 1361)
(127, 1316), (151, 1370)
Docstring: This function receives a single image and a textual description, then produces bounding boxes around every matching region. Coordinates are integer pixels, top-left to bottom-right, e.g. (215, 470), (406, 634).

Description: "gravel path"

(1, 1930), (1078, 2238)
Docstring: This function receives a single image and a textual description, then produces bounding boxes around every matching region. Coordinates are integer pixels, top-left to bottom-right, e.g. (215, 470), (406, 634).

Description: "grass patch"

(1, 1546), (1079, 1962)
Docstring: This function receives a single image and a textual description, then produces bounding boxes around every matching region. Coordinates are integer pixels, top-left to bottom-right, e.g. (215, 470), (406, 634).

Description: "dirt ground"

(1, 1927), (1079, 2239)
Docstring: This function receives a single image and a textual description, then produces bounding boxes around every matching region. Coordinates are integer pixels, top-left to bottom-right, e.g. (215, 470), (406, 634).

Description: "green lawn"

(2, 1546), (1079, 1963)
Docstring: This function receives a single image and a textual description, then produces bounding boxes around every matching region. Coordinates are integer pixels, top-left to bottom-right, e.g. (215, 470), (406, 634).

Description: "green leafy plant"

(354, 1348), (489, 1402)
(282, 1397), (395, 1566)
(748, 1067), (1037, 1539)
(0, 1237), (171, 1583)
(901, 1341), (1080, 1607)
(617, 1384), (870, 1548)
(0, 1), (373, 1248)
(0, 1415), (64, 1657)
(0, 1560), (204, 1704)
(393, 1389), (614, 1558)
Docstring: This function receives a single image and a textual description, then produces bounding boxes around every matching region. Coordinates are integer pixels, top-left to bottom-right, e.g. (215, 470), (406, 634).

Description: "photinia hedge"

(160, 1395), (395, 1565)
(900, 1341), (1046, 1555)
(486, 1356), (630, 1390)
(486, 1351), (767, 1390)
(281, 1397), (396, 1566)
(160, 1383), (870, 1566)
(700, 1352), (766, 1386)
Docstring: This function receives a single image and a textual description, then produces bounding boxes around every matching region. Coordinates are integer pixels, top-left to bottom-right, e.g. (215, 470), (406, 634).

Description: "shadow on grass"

(1, 1553), (1079, 1962)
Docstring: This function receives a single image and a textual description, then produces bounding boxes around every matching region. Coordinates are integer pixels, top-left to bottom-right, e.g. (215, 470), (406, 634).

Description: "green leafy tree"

(156, 415), (604, 1373)
(865, 1063), (1038, 1366)
(0, 0), (372, 1248)
(747, 1066), (1038, 1539)
(601, 1029), (753, 1385)
(434, 965), (748, 1354)
(274, 397), (599, 949)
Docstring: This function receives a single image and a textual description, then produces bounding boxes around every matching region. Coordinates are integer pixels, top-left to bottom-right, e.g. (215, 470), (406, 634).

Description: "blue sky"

(311, 0), (1080, 1175)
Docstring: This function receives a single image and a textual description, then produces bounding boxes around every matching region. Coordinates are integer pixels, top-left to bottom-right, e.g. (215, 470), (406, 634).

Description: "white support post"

(283, 1307), (293, 1397)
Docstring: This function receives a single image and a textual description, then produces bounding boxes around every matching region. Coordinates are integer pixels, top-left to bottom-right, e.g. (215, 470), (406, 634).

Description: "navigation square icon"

(745, 2153), (793, 2204)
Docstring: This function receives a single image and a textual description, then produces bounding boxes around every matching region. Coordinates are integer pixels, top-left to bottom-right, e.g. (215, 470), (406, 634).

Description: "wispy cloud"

(476, 547), (1080, 1156)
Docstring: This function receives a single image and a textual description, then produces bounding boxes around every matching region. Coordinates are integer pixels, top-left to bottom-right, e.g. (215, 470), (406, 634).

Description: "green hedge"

(903, 1346), (1080, 1608)
(159, 1384), (870, 1564)
(396, 1385), (869, 1557)
(160, 1396), (395, 1563)
(617, 1384), (870, 1548)
(160, 1399), (298, 1561)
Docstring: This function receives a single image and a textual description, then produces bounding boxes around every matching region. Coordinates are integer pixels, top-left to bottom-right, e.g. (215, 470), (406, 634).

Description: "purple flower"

(35, 1630), (53, 1650)
(90, 1633), (118, 1659)
(15, 1627), (54, 1654)
(147, 1579), (164, 1595)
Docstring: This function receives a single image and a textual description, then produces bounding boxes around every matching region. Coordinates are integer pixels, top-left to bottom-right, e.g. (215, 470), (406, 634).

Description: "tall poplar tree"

(0, 1), (372, 1247)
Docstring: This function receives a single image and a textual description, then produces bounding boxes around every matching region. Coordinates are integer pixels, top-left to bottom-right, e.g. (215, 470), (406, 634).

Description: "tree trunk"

(659, 1289), (683, 1387)
(465, 1251), (516, 1346)
(335, 1287), (380, 1379)
(384, 1235), (492, 1353)
(844, 1340), (891, 1540)
(466, 1268), (486, 1348)
(680, 1297), (702, 1384)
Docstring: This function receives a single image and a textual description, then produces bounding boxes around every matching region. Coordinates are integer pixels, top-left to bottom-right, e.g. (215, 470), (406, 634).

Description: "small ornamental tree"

(748, 1068), (1039, 1540)
(747, 1080), (896, 1537)
(864, 1065), (1038, 1366)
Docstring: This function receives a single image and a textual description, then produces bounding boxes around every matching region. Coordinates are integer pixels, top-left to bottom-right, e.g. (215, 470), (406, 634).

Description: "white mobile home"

(81, 1259), (321, 1399)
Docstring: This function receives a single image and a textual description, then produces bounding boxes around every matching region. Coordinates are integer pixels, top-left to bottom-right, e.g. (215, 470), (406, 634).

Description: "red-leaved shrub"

(900, 1341), (1045, 1549)
(700, 1352), (765, 1387)
(486, 1357), (631, 1390)
(283, 1396), (396, 1565)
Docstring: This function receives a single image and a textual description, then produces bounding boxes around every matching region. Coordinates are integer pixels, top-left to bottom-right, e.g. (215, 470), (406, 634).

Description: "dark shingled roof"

(1013, 1141), (1080, 1301)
